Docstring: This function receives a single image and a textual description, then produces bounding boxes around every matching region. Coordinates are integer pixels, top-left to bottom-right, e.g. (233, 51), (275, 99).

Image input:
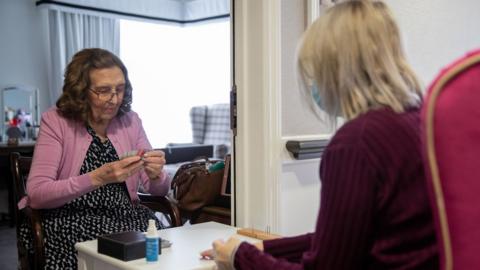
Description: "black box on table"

(97, 231), (162, 261)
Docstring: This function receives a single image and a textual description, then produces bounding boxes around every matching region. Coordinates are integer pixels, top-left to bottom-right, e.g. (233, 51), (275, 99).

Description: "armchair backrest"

(422, 49), (480, 270)
(10, 152), (45, 270)
(10, 152), (31, 208)
(191, 105), (208, 144)
(190, 103), (231, 157)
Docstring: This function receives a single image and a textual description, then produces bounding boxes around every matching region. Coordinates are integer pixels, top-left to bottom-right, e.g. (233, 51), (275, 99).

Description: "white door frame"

(233, 0), (282, 232)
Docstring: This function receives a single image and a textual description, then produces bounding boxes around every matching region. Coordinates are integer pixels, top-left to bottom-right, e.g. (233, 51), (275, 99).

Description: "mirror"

(1, 85), (39, 142)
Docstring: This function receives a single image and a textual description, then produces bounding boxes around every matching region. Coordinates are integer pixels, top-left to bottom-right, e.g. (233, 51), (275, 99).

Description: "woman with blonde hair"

(202, 1), (438, 269)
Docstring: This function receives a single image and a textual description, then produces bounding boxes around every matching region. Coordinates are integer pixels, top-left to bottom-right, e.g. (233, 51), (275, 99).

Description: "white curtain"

(46, 10), (119, 105)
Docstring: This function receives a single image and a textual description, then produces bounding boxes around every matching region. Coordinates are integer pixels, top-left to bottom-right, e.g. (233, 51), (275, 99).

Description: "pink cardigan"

(18, 108), (169, 209)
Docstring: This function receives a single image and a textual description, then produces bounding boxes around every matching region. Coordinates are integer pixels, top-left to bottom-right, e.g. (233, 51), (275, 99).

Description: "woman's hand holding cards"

(142, 150), (166, 181)
(89, 155), (144, 187)
(119, 149), (166, 180)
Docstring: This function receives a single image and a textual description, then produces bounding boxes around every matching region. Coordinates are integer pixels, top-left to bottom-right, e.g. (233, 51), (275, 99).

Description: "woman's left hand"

(142, 150), (166, 180)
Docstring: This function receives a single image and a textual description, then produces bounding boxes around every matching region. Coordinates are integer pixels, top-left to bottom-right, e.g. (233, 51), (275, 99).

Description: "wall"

(278, 0), (322, 236)
(281, 0), (333, 137)
(0, 0), (50, 114)
(0, 0), (49, 219)
(385, 0), (480, 85)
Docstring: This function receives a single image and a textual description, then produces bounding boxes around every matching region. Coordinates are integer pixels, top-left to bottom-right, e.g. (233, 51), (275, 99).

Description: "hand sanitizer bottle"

(146, 219), (159, 263)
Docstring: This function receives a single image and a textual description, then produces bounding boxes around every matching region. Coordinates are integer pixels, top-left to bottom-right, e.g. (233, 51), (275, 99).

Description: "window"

(120, 20), (230, 148)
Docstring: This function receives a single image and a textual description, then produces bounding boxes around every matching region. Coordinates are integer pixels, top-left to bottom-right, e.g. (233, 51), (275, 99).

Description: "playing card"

(120, 149), (149, 160)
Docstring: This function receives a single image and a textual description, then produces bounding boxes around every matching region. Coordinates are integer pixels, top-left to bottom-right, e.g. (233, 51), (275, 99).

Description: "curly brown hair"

(56, 48), (133, 123)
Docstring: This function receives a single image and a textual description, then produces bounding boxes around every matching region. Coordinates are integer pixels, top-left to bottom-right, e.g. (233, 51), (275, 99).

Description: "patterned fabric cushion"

(190, 105), (208, 144)
(189, 103), (230, 158)
(203, 104), (231, 146)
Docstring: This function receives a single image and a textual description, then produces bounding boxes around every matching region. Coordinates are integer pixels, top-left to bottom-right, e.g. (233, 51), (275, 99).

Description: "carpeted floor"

(0, 226), (18, 270)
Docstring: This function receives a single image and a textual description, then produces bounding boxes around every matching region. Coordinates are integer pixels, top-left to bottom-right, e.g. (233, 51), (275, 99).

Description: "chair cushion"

(189, 103), (230, 158)
(423, 49), (480, 270)
(190, 105), (208, 144)
(203, 103), (230, 146)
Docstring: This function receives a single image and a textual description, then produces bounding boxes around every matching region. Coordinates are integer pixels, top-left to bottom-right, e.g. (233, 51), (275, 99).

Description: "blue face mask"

(311, 82), (325, 110)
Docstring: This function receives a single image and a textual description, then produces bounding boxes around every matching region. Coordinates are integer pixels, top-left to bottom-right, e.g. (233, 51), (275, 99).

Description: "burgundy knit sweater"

(234, 107), (438, 269)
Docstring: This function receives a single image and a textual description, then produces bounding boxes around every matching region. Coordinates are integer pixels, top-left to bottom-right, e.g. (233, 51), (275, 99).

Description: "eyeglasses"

(89, 84), (126, 101)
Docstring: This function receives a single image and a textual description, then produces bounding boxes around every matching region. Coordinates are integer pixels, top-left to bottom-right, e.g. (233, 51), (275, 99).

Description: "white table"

(76, 222), (258, 270)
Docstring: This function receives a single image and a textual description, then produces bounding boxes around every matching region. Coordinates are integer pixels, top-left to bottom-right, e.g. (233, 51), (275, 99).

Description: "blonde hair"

(298, 0), (422, 121)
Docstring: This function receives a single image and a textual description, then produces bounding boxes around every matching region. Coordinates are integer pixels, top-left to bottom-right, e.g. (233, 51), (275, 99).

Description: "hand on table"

(201, 240), (264, 260)
(199, 237), (265, 270)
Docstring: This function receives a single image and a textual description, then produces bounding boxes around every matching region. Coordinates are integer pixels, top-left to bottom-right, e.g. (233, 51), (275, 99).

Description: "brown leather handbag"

(170, 159), (224, 211)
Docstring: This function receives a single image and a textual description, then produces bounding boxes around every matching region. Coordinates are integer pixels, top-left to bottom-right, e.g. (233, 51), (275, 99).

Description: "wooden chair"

(10, 152), (43, 270)
(10, 152), (182, 270)
(423, 49), (480, 270)
(137, 193), (181, 227)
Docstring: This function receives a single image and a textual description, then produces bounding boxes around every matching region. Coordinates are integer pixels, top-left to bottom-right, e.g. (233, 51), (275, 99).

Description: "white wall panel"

(281, 0), (333, 137)
(385, 0), (480, 86)
(280, 159), (320, 236)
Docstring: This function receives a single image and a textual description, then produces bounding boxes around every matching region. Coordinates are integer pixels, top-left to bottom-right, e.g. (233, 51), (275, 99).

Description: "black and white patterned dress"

(20, 126), (163, 269)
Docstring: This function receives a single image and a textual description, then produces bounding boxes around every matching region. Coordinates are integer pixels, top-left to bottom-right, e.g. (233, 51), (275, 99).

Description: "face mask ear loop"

(311, 82), (324, 110)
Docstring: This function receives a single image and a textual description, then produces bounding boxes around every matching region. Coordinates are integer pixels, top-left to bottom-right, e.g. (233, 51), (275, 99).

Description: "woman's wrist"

(230, 241), (242, 269)
(149, 176), (160, 181)
(88, 170), (104, 187)
(148, 170), (165, 181)
(254, 241), (264, 251)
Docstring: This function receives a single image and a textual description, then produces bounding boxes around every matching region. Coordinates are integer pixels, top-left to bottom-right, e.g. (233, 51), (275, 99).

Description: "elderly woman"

(203, 1), (438, 269)
(18, 48), (169, 268)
